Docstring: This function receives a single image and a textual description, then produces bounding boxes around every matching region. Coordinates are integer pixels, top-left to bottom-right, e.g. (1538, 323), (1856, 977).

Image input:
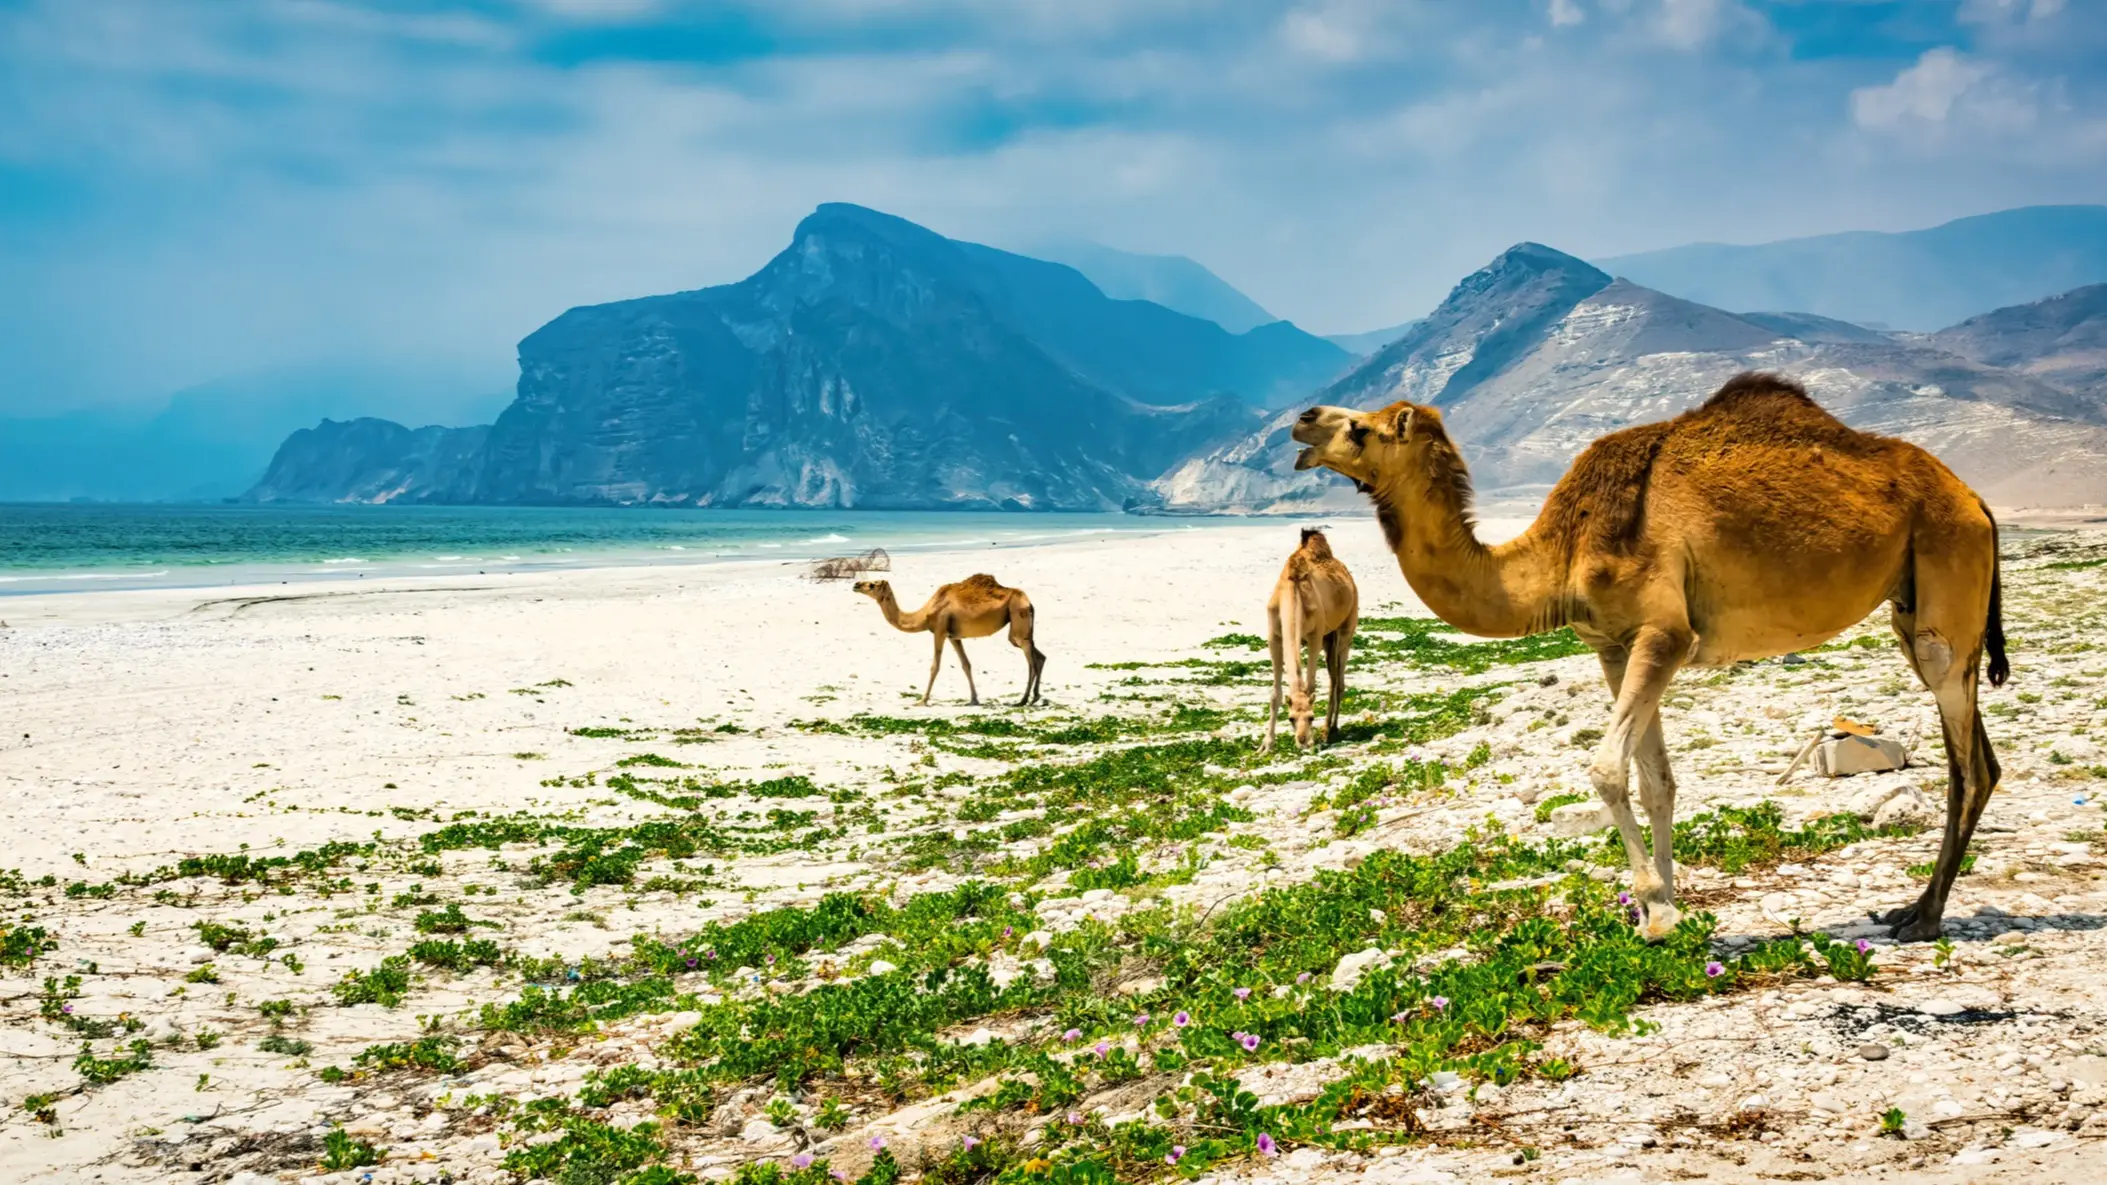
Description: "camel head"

(1290, 400), (1434, 493)
(851, 579), (891, 602)
(1289, 686), (1315, 748)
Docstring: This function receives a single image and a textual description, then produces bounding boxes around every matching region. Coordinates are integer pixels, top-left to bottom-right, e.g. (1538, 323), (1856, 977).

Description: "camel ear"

(1393, 406), (1416, 441)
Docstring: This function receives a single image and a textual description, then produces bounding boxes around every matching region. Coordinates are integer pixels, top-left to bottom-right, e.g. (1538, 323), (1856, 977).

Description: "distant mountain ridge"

(1027, 240), (1279, 334)
(1160, 243), (2107, 513)
(248, 204), (1354, 510)
(1599, 205), (2107, 332)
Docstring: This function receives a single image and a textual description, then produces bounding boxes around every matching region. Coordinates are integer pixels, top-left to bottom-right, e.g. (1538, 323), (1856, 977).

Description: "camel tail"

(1981, 500), (2008, 688)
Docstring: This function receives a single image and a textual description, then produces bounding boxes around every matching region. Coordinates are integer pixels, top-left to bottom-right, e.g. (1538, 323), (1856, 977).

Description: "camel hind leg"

(1006, 599), (1044, 706)
(1875, 512), (2002, 941)
(1262, 607), (1285, 752)
(1323, 624), (1352, 744)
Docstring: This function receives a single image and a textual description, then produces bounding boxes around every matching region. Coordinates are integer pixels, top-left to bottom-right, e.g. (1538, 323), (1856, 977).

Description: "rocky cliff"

(1159, 244), (2107, 512)
(246, 419), (488, 504)
(249, 204), (1352, 510)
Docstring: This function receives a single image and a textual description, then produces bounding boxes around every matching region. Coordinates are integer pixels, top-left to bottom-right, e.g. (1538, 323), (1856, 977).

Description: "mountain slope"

(247, 420), (489, 504)
(1599, 205), (2107, 332)
(1930, 283), (2107, 400)
(1161, 245), (2107, 513)
(1323, 320), (1422, 356)
(1026, 240), (1277, 333)
(254, 204), (1289, 510)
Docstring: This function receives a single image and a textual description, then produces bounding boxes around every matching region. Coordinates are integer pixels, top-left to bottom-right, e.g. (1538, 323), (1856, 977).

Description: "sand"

(3, 516), (2104, 1184)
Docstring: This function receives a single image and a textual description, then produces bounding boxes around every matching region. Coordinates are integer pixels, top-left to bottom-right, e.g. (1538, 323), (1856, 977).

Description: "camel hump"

(1701, 370), (1815, 411)
(957, 573), (1009, 596)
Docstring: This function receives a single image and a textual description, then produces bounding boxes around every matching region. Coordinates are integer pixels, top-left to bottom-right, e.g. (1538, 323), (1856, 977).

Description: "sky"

(3, 0), (2105, 416)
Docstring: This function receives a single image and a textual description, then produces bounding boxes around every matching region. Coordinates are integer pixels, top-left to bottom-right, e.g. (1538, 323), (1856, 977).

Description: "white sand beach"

(3, 518), (2104, 1185)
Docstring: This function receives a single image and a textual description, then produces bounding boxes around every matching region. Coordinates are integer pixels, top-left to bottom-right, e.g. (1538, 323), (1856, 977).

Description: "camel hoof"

(1636, 902), (1682, 943)
(1872, 901), (1922, 929)
(1889, 915), (1944, 943)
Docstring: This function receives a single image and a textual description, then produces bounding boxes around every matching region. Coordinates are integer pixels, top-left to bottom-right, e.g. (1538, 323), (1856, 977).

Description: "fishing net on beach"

(806, 548), (892, 581)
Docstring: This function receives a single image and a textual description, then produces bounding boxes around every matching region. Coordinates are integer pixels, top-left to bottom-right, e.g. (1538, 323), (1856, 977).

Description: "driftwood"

(806, 548), (891, 582)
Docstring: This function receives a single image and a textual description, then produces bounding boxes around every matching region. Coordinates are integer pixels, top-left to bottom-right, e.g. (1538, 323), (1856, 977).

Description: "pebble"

(1858, 1043), (1891, 1061)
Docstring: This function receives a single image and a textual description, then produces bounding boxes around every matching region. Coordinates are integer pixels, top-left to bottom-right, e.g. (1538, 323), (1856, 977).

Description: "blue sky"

(2, 0), (2104, 414)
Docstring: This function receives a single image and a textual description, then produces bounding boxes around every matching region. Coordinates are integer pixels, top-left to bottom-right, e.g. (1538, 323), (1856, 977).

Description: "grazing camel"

(1290, 372), (2007, 942)
(1264, 528), (1360, 752)
(853, 574), (1047, 706)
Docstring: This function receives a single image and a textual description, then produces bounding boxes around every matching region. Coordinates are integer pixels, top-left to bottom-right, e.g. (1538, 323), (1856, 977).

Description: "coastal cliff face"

(1159, 245), (2107, 513)
(245, 419), (487, 505)
(248, 204), (1349, 510)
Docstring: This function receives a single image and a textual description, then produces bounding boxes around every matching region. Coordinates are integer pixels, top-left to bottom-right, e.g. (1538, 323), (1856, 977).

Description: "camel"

(1263, 528), (1360, 752)
(852, 574), (1047, 706)
(1290, 372), (2007, 943)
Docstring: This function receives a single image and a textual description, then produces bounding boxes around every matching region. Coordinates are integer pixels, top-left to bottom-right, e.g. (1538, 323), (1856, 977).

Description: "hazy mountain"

(1597, 205), (2107, 332)
(1026, 240), (1278, 334)
(1160, 243), (2107, 513)
(252, 204), (1301, 510)
(1323, 320), (1422, 356)
(0, 361), (509, 502)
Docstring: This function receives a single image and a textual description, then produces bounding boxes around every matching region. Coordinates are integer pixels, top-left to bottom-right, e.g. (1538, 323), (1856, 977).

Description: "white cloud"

(1549, 0), (1586, 28)
(1958, 0), (2066, 25)
(1850, 48), (2037, 141)
(1650, 0), (1762, 50)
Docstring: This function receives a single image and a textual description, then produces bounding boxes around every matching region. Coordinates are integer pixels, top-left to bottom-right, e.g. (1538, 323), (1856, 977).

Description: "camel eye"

(1346, 423), (1369, 447)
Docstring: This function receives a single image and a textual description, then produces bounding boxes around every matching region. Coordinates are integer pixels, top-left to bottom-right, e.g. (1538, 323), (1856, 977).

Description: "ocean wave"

(321, 557), (368, 565)
(804, 533), (851, 544)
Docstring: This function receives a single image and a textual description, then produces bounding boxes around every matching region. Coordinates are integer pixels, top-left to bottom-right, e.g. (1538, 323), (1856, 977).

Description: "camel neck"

(1373, 461), (1565, 640)
(876, 590), (929, 633)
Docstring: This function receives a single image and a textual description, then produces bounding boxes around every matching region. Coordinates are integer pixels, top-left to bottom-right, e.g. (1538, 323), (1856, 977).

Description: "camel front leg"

(950, 637), (979, 706)
(1633, 714), (1679, 918)
(1262, 612), (1284, 752)
(922, 631), (946, 705)
(1590, 628), (1689, 941)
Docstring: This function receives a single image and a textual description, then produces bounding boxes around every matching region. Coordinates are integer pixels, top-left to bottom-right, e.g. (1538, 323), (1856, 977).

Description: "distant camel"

(1264, 528), (1359, 752)
(1290, 371), (2007, 942)
(854, 575), (1047, 706)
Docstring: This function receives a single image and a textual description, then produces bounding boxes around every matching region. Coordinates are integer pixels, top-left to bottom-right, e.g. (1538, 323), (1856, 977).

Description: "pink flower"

(1094, 1041), (1109, 1057)
(1257, 1132), (1279, 1157)
(1173, 1010), (1191, 1027)
(962, 1135), (980, 1151)
(1430, 995), (1448, 1011)
(1133, 1012), (1150, 1028)
(791, 1153), (813, 1170)
(1240, 1032), (1261, 1052)
(1062, 1028), (1081, 1042)
(1067, 1111), (1083, 1125)
(1295, 972), (1311, 984)
(1704, 961), (1725, 978)
(1855, 938), (1873, 954)
(1233, 987), (1251, 1001)
(1166, 1144), (1185, 1165)
(869, 1134), (885, 1151)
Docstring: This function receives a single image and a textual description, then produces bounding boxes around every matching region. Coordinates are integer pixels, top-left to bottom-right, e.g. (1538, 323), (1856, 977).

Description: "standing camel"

(852, 575), (1047, 706)
(1264, 528), (1359, 752)
(1289, 372), (2007, 942)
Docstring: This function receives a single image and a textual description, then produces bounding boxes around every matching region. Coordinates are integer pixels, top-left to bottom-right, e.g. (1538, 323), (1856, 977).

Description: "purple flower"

(685, 958), (697, 968)
(1233, 987), (1251, 1001)
(962, 1135), (980, 1151)
(61, 1004), (73, 1014)
(832, 1172), (848, 1183)
(1389, 1011), (1407, 1023)
(791, 1153), (813, 1170)
(1429, 995), (1448, 1011)
(1067, 1111), (1084, 1126)
(869, 1134), (885, 1151)
(1705, 961), (1725, 978)
(1133, 1012), (1150, 1028)
(1166, 1144), (1185, 1165)
(1002, 926), (1013, 938)
(766, 953), (776, 965)
(1240, 1032), (1261, 1052)
(1063, 1028), (1081, 1042)
(1173, 1011), (1191, 1028)
(1855, 938), (1873, 954)
(1296, 971), (1311, 984)
(1257, 1132), (1279, 1158)
(1094, 1041), (1109, 1057)
(1617, 892), (1632, 905)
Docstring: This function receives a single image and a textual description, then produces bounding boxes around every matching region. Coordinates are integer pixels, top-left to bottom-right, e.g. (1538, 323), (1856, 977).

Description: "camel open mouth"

(1294, 447), (1321, 471)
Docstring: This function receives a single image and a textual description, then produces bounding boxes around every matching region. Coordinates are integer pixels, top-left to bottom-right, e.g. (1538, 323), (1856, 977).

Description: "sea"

(0, 503), (1255, 597)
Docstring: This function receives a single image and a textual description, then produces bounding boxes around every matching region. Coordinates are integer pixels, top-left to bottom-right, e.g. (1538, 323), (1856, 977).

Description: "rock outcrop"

(245, 419), (487, 505)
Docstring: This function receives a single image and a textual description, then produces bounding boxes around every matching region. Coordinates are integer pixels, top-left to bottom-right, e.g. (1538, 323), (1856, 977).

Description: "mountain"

(0, 361), (510, 502)
(1324, 320), (1422, 357)
(1597, 205), (2107, 332)
(250, 204), (1329, 510)
(1025, 240), (1278, 334)
(246, 420), (489, 504)
(1930, 283), (2107, 399)
(1160, 244), (2107, 513)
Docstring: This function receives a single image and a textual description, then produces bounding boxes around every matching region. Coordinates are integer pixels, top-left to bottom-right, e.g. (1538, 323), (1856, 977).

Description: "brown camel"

(1290, 372), (2007, 942)
(853, 574), (1047, 706)
(1264, 528), (1360, 752)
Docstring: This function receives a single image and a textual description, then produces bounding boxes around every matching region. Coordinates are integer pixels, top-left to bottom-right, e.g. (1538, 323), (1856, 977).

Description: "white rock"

(669, 1011), (702, 1029)
(957, 1027), (995, 1047)
(1330, 948), (1392, 992)
(1549, 801), (1614, 837)
(1024, 930), (1053, 950)
(1873, 787), (1936, 831)
(867, 960), (898, 976)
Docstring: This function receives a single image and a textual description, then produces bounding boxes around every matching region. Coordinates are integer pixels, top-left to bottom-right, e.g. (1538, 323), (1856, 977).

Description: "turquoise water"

(0, 504), (1237, 596)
